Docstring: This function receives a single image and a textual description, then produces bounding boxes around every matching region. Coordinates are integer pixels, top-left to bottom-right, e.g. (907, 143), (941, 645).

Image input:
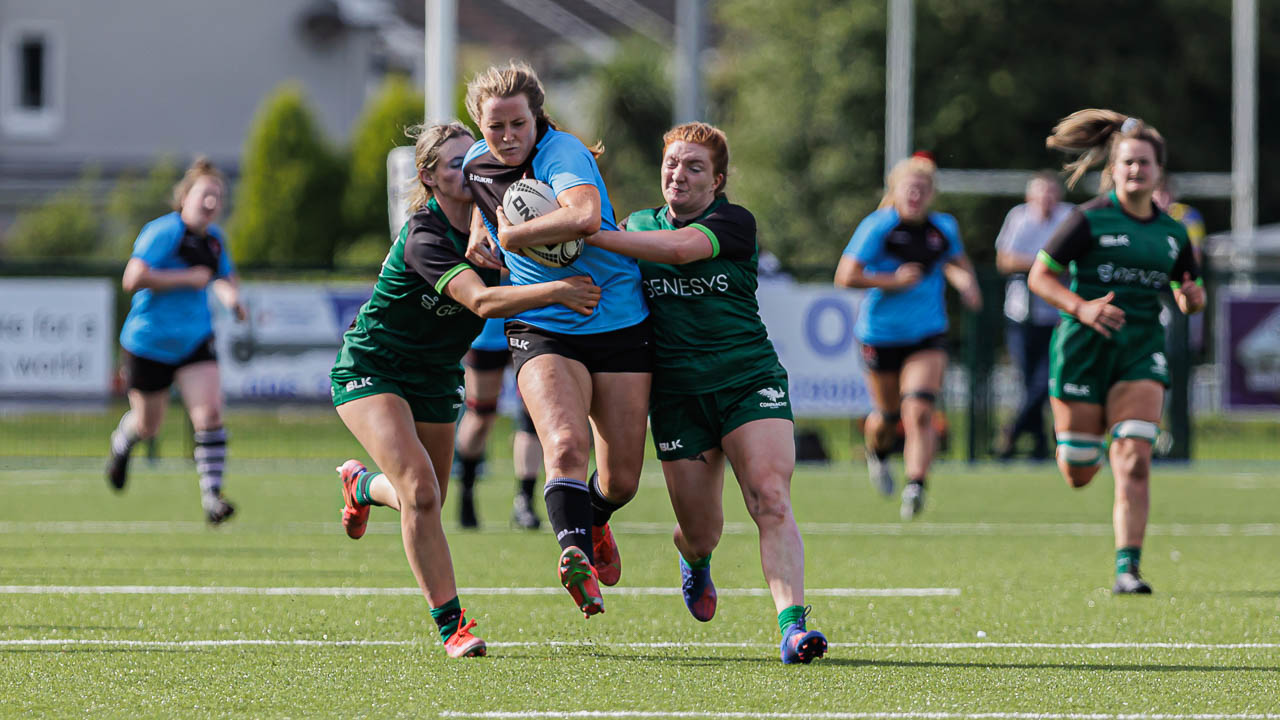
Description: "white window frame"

(1, 20), (65, 140)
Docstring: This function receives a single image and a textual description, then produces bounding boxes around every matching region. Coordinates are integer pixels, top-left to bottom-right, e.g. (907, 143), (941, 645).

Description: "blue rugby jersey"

(463, 128), (647, 335)
(842, 207), (962, 346)
(119, 212), (234, 364)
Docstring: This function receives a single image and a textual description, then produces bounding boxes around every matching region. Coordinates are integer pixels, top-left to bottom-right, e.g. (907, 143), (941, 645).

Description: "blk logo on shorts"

(345, 377), (373, 392)
(509, 338), (530, 351)
(1062, 382), (1091, 397)
(658, 439), (684, 452)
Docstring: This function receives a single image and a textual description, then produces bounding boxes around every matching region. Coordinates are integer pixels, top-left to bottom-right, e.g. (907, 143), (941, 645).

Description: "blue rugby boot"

(780, 607), (828, 665)
(679, 556), (717, 622)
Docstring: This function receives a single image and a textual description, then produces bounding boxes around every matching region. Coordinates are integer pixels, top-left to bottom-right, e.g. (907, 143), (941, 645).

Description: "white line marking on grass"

(435, 707), (1280, 712)
(3, 639), (1277, 651)
(5, 520), (1280, 537)
(0, 585), (958, 598)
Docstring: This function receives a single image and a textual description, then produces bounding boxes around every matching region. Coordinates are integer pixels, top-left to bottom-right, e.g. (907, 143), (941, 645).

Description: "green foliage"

(228, 84), (345, 267)
(592, 36), (672, 219)
(716, 0), (886, 271)
(342, 75), (424, 251)
(5, 168), (106, 259)
(716, 0), (1279, 274)
(102, 156), (181, 260)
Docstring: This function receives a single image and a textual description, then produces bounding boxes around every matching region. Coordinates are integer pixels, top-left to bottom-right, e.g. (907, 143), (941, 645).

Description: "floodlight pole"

(674, 0), (704, 123)
(885, 0), (914, 179)
(1231, 0), (1257, 276)
(425, 0), (457, 124)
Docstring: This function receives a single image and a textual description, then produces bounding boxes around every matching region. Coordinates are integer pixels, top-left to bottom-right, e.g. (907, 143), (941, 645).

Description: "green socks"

(355, 472), (382, 507)
(430, 596), (463, 642)
(1116, 546), (1142, 576)
(681, 552), (711, 571)
(777, 604), (806, 635)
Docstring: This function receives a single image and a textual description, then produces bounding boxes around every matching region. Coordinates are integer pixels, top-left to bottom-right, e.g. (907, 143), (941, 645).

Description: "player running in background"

(462, 62), (650, 619)
(1030, 110), (1204, 595)
(109, 157), (245, 524)
(588, 121), (827, 664)
(835, 153), (982, 520)
(454, 315), (544, 530)
(330, 122), (600, 657)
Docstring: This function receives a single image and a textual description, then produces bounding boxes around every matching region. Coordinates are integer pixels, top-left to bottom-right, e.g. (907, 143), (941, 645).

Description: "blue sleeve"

(132, 216), (181, 265)
(534, 135), (597, 197)
(211, 226), (235, 277)
(843, 210), (891, 264)
(933, 213), (963, 261)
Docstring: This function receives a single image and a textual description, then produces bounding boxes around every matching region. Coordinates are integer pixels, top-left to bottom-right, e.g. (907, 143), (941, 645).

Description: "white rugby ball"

(501, 178), (585, 268)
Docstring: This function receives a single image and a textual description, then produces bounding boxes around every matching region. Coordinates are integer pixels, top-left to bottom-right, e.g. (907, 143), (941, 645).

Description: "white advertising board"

(212, 283), (372, 400)
(210, 280), (872, 416)
(0, 278), (114, 396)
(757, 280), (871, 417)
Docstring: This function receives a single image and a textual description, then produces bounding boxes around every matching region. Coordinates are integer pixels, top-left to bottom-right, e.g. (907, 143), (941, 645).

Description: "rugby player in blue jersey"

(462, 62), (650, 619)
(109, 157), (245, 524)
(835, 153), (982, 520)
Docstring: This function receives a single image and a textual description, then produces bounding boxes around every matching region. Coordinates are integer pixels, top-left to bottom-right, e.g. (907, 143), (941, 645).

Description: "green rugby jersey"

(334, 197), (500, 378)
(626, 197), (783, 392)
(1039, 191), (1198, 326)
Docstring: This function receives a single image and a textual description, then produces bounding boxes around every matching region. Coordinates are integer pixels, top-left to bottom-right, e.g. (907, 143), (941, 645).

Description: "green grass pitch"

(2, 428), (1278, 718)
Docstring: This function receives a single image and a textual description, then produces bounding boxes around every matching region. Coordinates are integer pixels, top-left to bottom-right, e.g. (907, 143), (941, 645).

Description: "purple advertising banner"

(1217, 287), (1280, 412)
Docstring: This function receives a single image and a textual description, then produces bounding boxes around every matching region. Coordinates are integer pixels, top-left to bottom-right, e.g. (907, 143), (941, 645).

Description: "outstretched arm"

(588, 227), (713, 265)
(444, 269), (601, 318)
(944, 255), (982, 311)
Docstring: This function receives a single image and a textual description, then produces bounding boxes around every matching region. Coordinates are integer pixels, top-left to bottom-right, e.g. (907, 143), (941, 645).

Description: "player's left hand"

(961, 283), (983, 312)
(1175, 272), (1205, 314)
(232, 301), (248, 323)
(494, 206), (515, 248)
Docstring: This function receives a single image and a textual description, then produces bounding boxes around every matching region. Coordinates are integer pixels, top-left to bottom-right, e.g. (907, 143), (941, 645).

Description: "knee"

(1112, 447), (1151, 487)
(744, 481), (792, 527)
(134, 416), (162, 439)
(401, 471), (442, 516)
(676, 524), (720, 558)
(543, 430), (589, 472)
(1055, 431), (1104, 488)
(188, 407), (221, 431)
(1061, 463), (1098, 489)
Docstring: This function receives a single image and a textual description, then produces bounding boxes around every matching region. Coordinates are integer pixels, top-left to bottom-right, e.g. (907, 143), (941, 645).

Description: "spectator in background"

(108, 157), (245, 524)
(995, 172), (1074, 460)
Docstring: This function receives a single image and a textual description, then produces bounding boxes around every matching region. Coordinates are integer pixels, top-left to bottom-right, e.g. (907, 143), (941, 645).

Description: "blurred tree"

(592, 35), (672, 220)
(102, 156), (181, 260)
(228, 84), (345, 267)
(716, 0), (1275, 274)
(715, 0), (886, 272)
(5, 168), (105, 260)
(342, 75), (424, 254)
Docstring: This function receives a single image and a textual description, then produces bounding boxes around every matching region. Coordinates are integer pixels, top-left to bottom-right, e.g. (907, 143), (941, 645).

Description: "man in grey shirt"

(995, 172), (1072, 460)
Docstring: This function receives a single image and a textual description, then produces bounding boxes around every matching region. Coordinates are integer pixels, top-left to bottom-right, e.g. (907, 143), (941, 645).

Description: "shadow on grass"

(579, 653), (1279, 673)
(1213, 590), (1280, 598)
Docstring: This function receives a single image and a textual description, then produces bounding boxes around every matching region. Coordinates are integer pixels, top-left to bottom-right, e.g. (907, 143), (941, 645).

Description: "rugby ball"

(501, 178), (585, 268)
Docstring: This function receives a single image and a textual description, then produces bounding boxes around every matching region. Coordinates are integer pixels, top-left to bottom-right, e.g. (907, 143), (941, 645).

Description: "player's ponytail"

(1046, 109), (1166, 190)
(404, 122), (475, 211)
(465, 62), (604, 159)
